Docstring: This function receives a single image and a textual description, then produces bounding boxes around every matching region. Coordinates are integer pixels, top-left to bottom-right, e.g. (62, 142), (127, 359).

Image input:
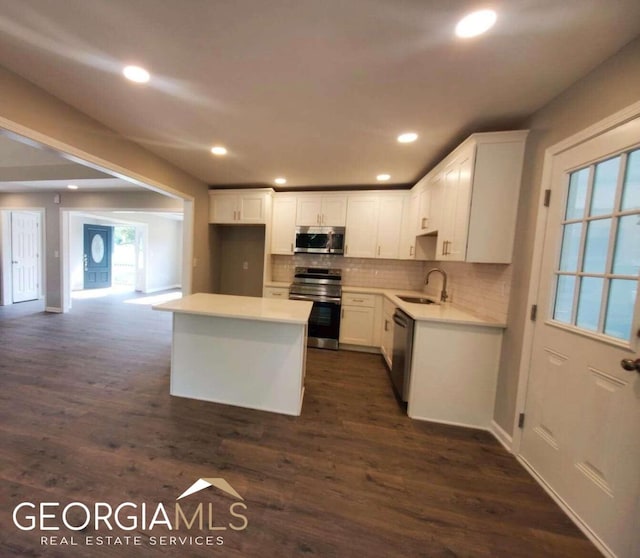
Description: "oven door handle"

(289, 294), (342, 305)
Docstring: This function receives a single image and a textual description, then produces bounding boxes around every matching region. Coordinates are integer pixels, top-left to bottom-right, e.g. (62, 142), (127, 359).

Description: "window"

(553, 148), (640, 341)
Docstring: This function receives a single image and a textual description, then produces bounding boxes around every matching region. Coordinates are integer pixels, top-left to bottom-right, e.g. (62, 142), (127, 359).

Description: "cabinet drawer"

(263, 287), (289, 299)
(342, 293), (376, 307)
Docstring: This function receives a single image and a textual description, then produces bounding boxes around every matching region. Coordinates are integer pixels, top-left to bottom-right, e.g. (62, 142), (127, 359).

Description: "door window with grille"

(552, 147), (640, 342)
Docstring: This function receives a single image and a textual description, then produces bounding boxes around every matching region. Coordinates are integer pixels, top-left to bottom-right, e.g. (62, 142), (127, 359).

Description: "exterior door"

(520, 117), (640, 558)
(11, 211), (40, 303)
(83, 224), (112, 289)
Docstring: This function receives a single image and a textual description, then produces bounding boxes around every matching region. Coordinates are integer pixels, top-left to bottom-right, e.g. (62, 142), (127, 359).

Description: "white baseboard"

(338, 343), (380, 355)
(143, 284), (182, 294)
(45, 306), (63, 313)
(407, 413), (490, 432)
(517, 455), (614, 558)
(490, 419), (513, 453)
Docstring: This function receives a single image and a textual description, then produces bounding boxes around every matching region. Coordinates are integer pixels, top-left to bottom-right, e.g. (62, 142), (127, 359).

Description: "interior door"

(83, 224), (112, 289)
(520, 118), (640, 558)
(11, 211), (40, 303)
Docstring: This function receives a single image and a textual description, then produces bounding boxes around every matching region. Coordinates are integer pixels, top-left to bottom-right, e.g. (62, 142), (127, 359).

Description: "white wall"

(143, 214), (182, 292)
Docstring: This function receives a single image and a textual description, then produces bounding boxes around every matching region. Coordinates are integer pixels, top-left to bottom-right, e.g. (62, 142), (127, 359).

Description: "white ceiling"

(0, 1), (639, 189)
(0, 134), (141, 193)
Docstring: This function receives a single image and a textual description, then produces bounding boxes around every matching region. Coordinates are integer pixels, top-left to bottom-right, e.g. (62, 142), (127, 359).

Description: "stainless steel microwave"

(294, 226), (345, 255)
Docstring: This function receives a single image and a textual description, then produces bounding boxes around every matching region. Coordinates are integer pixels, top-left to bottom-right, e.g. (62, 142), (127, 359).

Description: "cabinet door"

(210, 194), (238, 223)
(417, 188), (431, 233)
(339, 306), (375, 346)
(321, 196), (347, 226)
(238, 193), (266, 223)
(376, 197), (403, 259)
(271, 197), (297, 254)
(345, 197), (379, 258)
(398, 193), (418, 259)
(447, 154), (473, 260)
(380, 309), (394, 368)
(296, 197), (322, 226)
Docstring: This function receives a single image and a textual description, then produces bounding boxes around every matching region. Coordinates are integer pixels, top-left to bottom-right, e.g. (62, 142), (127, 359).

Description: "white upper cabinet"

(209, 189), (272, 224)
(376, 196), (404, 259)
(296, 194), (346, 226)
(345, 196), (378, 257)
(271, 196), (297, 254)
(345, 193), (405, 259)
(431, 131), (528, 263)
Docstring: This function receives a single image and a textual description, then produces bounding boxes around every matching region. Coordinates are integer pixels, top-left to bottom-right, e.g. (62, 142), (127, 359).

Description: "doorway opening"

(113, 225), (137, 289)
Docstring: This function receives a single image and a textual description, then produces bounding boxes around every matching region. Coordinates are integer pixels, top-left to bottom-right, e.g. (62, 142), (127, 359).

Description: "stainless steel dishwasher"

(390, 309), (414, 402)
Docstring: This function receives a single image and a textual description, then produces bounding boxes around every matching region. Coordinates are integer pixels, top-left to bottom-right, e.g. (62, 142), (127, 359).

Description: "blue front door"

(83, 224), (112, 289)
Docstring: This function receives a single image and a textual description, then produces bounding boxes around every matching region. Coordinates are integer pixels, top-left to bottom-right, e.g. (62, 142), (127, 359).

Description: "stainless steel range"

(288, 267), (342, 350)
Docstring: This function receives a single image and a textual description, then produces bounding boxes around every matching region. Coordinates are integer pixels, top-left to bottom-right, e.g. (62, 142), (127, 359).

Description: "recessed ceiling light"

(377, 174), (391, 182)
(122, 65), (150, 83)
(455, 9), (497, 38)
(274, 177), (287, 185)
(397, 132), (418, 143)
(67, 184), (79, 190)
(210, 146), (228, 156)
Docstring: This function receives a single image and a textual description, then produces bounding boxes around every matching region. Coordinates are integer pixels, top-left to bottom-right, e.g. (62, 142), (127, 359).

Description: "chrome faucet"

(425, 268), (449, 302)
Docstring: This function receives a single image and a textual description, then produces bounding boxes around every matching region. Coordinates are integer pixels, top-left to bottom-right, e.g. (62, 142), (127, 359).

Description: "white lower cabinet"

(263, 286), (289, 299)
(380, 298), (395, 368)
(407, 320), (503, 429)
(339, 293), (381, 347)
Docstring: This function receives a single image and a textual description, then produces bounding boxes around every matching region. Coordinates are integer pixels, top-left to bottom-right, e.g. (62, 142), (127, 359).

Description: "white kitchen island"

(153, 293), (312, 416)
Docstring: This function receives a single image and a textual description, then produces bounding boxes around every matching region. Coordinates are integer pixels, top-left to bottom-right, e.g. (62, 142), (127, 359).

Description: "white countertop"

(344, 286), (505, 328)
(153, 292), (313, 325)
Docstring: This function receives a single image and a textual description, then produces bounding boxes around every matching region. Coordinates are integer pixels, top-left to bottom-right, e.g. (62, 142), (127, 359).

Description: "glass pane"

(553, 275), (576, 323)
(558, 223), (582, 272)
(590, 156), (621, 216)
(576, 277), (604, 331)
(622, 149), (640, 211)
(582, 218), (611, 273)
(613, 214), (640, 276)
(566, 168), (589, 219)
(604, 279), (637, 340)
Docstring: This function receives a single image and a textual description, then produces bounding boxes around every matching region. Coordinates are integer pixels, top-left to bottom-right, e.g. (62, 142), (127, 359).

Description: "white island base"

(154, 293), (312, 416)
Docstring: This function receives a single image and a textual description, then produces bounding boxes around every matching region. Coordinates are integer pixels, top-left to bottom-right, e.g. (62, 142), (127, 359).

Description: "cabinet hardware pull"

(353, 298), (364, 303)
(377, 246), (381, 256)
(421, 217), (427, 229)
(290, 242), (293, 252)
(410, 246), (414, 256)
(384, 319), (388, 331)
(341, 309), (344, 319)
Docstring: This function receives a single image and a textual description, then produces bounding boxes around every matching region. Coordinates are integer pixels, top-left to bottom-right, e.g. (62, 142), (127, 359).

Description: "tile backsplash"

(271, 255), (512, 323)
(271, 254), (426, 290)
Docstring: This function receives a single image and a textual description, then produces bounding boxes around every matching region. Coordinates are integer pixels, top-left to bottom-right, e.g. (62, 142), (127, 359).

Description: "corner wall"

(494, 36), (640, 435)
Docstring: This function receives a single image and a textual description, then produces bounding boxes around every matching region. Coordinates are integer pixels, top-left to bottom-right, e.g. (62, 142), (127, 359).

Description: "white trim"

(45, 306), (62, 313)
(517, 456), (615, 558)
(489, 420), (513, 453)
(512, 99), (640, 454)
(408, 414), (491, 432)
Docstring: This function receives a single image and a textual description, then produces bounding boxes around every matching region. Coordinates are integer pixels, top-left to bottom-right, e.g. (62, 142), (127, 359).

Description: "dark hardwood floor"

(0, 292), (600, 557)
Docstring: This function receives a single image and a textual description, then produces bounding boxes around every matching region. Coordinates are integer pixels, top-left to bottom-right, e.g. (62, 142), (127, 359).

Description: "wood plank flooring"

(0, 292), (601, 557)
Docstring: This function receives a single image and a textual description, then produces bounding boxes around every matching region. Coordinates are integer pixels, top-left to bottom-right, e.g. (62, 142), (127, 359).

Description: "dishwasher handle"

(393, 312), (410, 328)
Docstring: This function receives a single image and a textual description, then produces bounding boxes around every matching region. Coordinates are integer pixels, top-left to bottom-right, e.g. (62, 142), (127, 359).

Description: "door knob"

(620, 358), (640, 372)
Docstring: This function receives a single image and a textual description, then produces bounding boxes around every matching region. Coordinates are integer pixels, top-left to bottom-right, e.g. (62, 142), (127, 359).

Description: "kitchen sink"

(397, 295), (437, 305)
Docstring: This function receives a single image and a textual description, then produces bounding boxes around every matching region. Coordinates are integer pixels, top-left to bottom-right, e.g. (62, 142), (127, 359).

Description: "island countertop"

(153, 292), (313, 325)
